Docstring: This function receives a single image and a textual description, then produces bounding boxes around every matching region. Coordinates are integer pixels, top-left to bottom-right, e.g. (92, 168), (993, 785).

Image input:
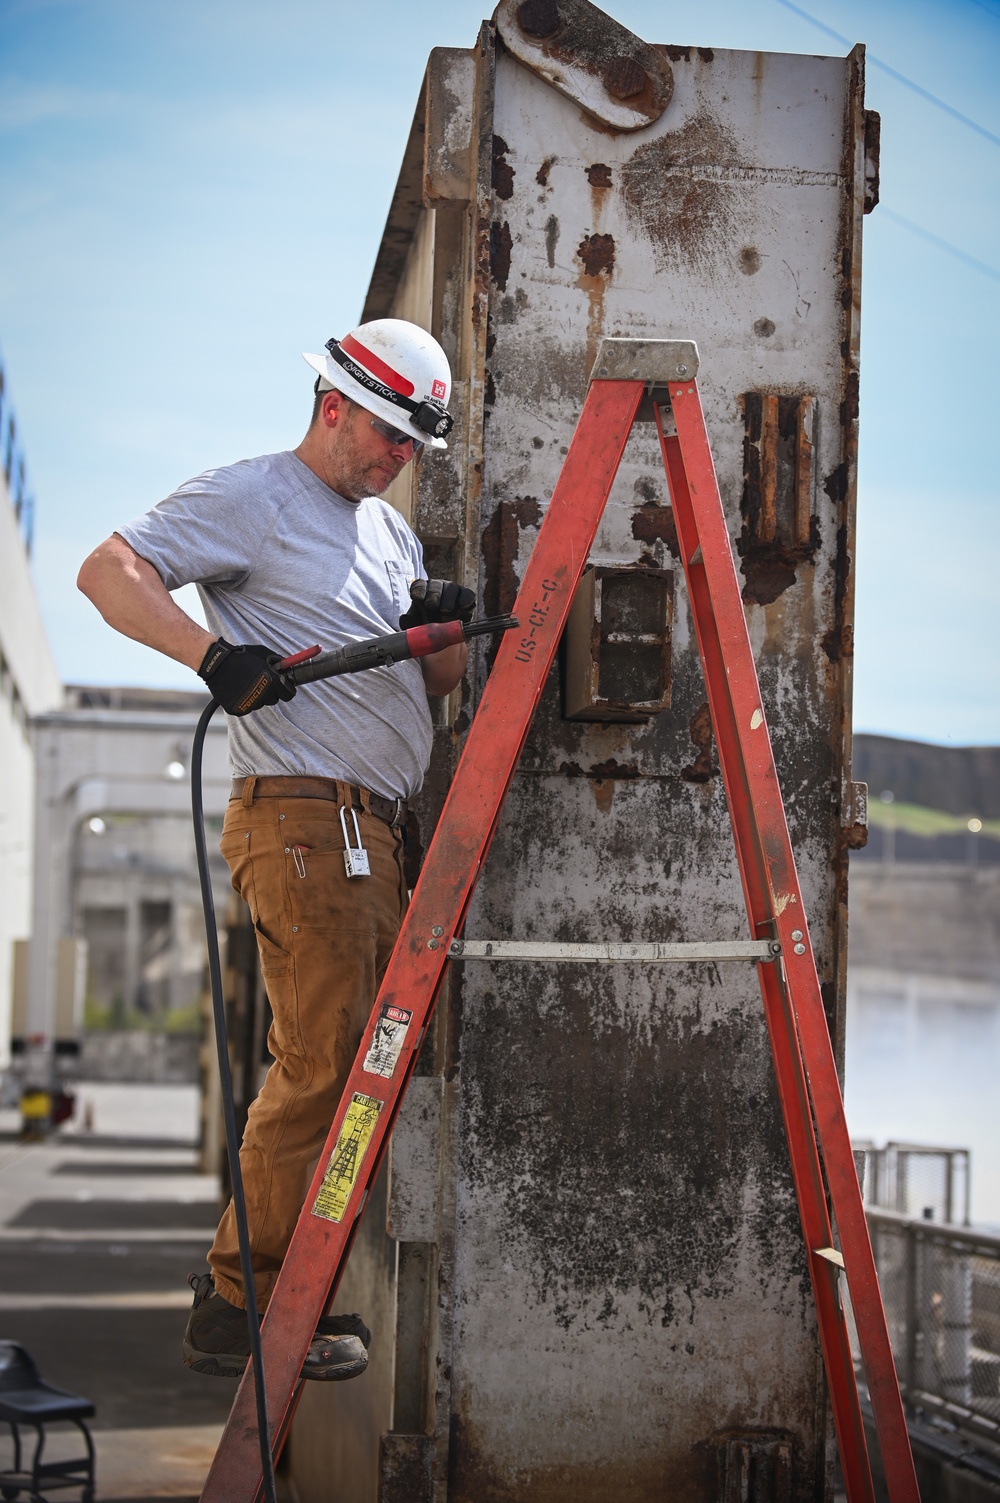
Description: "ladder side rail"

(201, 379), (646, 1503)
(655, 407), (876, 1503)
(656, 422), (772, 935)
(660, 389), (920, 1503)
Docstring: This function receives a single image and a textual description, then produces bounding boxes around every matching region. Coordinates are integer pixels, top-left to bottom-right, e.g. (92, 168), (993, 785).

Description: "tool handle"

(277, 644), (322, 671)
(285, 616), (518, 686)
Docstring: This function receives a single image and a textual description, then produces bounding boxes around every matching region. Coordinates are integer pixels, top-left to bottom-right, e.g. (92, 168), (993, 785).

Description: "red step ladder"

(201, 339), (920, 1503)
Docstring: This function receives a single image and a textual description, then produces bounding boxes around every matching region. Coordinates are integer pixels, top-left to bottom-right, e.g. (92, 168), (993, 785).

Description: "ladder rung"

(447, 939), (780, 963)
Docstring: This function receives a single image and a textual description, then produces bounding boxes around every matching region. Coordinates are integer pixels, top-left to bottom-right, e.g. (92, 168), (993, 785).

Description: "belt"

(230, 776), (407, 829)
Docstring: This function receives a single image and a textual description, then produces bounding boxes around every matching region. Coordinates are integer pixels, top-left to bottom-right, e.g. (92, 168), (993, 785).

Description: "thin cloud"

(0, 77), (124, 130)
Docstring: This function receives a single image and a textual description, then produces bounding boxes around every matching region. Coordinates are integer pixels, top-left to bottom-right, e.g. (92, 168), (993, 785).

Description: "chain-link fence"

(865, 1211), (1000, 1422)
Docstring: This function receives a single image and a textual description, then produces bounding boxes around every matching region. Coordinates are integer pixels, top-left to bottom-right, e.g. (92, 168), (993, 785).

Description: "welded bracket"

(495, 0), (674, 132)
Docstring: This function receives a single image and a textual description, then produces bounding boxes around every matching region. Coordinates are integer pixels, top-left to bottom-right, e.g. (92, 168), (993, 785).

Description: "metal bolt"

(517, 0), (560, 39)
(284, 846), (290, 853)
(292, 926), (299, 933)
(428, 938), (439, 950)
(598, 366), (608, 376)
(604, 55), (648, 101)
(794, 942), (806, 955)
(279, 813), (285, 820)
(791, 929), (803, 941)
(676, 364), (688, 376)
(431, 926), (443, 937)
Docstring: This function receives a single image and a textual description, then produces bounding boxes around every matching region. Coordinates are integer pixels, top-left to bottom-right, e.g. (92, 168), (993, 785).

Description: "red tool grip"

(402, 620), (466, 658)
(278, 645), (322, 670)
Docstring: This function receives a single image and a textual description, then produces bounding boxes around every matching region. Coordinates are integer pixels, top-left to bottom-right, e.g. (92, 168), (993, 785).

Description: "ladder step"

(447, 939), (780, 963)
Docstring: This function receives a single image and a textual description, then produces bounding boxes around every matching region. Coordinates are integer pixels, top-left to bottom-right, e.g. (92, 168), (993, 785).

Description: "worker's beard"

(331, 408), (406, 502)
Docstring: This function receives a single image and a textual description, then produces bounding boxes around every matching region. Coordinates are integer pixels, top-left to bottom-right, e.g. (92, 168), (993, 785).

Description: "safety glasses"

(370, 415), (423, 454)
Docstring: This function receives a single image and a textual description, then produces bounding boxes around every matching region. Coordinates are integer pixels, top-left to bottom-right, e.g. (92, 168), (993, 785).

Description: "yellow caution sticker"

(311, 1092), (382, 1223)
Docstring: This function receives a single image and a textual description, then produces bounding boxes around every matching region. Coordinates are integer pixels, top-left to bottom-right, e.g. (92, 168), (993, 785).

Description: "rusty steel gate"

(279, 4), (877, 1499)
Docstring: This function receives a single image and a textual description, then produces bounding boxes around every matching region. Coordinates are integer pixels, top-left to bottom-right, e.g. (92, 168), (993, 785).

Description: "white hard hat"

(303, 318), (454, 451)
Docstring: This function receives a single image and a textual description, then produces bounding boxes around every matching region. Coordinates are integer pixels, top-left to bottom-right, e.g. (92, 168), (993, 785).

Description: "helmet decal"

(340, 333), (415, 398)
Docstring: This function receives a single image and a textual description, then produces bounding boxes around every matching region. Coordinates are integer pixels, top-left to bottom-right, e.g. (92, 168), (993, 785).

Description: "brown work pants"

(209, 779), (408, 1309)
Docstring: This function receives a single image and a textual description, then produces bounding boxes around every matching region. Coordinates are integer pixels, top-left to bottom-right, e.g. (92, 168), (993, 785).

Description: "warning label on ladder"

(362, 1003), (412, 1078)
(311, 1092), (382, 1223)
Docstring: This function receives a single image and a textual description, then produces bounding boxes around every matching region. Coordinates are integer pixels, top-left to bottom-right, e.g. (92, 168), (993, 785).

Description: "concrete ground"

(0, 1083), (235, 1502)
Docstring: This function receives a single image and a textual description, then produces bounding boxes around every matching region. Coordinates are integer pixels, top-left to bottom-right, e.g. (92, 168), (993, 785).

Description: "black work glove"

(198, 638), (296, 717)
(398, 578), (476, 630)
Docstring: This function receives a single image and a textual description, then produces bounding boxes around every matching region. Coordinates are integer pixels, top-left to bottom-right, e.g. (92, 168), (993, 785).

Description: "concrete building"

(24, 685), (231, 1080)
(0, 361), (62, 1071)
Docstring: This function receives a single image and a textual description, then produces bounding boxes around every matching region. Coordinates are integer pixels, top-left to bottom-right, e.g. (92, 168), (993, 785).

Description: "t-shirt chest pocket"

(385, 559), (412, 622)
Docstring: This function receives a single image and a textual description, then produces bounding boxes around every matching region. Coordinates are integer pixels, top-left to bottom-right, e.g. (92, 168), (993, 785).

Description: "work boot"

(182, 1273), (370, 1381)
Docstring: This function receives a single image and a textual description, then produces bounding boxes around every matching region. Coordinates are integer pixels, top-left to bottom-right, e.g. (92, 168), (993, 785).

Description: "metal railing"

(855, 1140), (971, 1226)
(859, 1208), (1000, 1454)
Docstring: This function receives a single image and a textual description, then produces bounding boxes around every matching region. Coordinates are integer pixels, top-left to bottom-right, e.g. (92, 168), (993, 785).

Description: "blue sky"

(0, 0), (997, 744)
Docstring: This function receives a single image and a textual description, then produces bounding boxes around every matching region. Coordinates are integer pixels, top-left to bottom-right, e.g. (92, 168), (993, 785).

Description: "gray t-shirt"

(118, 450), (432, 798)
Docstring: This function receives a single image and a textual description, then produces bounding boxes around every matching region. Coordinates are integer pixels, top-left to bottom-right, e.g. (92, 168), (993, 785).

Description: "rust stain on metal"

(586, 162), (613, 188)
(620, 114), (748, 270)
(536, 154), (555, 187)
(738, 392), (819, 605)
(740, 557), (798, 606)
(553, 756), (646, 812)
(492, 134), (515, 201)
(489, 220), (513, 291)
(631, 503), (680, 558)
(544, 214), (560, 268)
(841, 369), (860, 429)
(576, 232), (615, 374)
(576, 232), (615, 278)
(739, 245), (761, 275)
(821, 523), (853, 664)
(481, 497), (542, 620)
(680, 702), (718, 783)
(823, 464), (847, 503)
(590, 758), (640, 779)
(864, 109), (881, 213)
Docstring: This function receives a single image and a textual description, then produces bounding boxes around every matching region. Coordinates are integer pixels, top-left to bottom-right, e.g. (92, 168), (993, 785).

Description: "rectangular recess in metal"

(741, 393), (816, 552)
(564, 564), (673, 721)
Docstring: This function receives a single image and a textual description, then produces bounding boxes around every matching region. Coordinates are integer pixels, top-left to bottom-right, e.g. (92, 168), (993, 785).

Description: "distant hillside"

(853, 734), (1000, 865)
(854, 735), (1000, 821)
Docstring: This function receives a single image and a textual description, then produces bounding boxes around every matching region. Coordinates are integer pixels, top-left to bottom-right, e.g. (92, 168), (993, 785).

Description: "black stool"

(0, 1342), (95, 1502)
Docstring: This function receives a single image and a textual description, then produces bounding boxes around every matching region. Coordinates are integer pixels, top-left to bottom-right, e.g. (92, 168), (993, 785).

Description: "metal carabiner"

(339, 804), (371, 879)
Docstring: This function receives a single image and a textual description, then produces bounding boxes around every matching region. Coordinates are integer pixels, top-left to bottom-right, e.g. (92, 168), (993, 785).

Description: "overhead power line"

(879, 207), (1000, 284)
(774, 0), (1000, 149)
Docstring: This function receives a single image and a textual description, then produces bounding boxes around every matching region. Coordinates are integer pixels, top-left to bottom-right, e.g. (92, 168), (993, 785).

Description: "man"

(78, 318), (474, 1382)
